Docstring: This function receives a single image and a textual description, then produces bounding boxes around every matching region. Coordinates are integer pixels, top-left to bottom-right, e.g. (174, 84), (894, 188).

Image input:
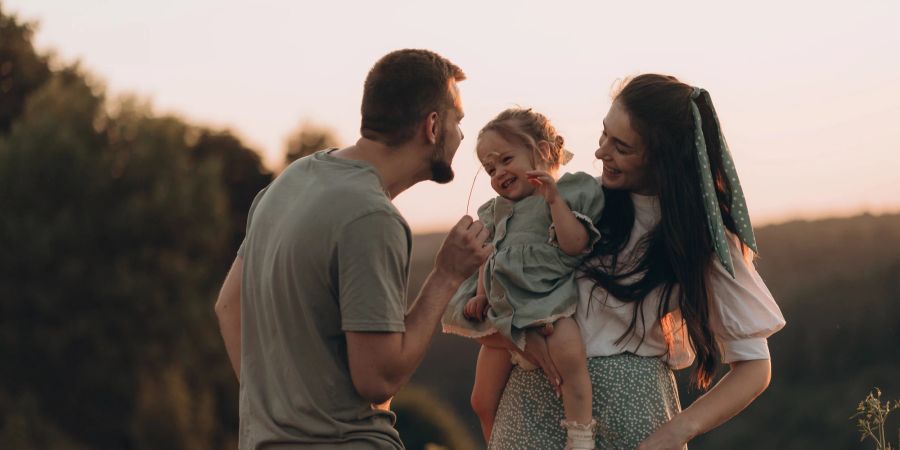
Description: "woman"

(480, 74), (786, 450)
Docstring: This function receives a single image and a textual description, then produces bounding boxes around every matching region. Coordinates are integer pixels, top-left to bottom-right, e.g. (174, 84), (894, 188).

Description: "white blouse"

(574, 192), (786, 369)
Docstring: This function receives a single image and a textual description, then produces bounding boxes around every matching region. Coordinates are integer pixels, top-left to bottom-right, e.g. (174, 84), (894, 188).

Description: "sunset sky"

(8, 0), (900, 233)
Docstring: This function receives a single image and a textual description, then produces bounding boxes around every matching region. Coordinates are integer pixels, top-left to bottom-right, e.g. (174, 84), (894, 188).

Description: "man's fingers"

(469, 219), (485, 236)
(457, 215), (474, 227)
(475, 225), (490, 245)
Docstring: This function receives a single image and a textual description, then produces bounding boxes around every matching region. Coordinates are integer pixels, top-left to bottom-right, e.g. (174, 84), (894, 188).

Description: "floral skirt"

(488, 353), (683, 450)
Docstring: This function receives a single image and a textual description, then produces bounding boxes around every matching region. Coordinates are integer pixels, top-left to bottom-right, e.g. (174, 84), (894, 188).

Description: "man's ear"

(424, 112), (440, 144)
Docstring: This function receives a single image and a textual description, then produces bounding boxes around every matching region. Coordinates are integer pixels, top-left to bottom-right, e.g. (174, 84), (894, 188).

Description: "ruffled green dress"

(442, 172), (604, 349)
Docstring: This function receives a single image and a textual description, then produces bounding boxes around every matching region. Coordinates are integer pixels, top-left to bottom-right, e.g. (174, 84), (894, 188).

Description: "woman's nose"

(595, 144), (607, 160)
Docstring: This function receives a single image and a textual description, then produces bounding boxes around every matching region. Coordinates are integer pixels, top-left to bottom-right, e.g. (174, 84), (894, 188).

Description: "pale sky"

(8, 0), (900, 233)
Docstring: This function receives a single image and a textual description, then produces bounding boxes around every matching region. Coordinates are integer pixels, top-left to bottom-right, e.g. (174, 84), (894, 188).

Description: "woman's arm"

(526, 170), (588, 256)
(637, 359), (772, 450)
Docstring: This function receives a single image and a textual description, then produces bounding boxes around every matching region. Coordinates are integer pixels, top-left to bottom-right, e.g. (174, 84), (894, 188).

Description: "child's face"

(476, 130), (539, 201)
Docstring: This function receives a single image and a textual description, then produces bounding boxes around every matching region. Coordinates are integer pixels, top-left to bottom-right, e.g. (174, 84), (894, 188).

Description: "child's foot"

(561, 419), (597, 450)
(537, 323), (554, 336)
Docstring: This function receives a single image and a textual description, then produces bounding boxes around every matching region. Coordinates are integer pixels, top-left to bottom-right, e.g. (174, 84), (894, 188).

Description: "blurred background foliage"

(1, 4), (898, 449)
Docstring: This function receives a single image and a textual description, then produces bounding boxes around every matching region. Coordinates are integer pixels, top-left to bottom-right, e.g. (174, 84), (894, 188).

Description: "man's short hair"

(361, 49), (465, 146)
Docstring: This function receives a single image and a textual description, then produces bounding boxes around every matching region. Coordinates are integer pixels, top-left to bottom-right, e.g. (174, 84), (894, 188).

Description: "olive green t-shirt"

(237, 150), (411, 449)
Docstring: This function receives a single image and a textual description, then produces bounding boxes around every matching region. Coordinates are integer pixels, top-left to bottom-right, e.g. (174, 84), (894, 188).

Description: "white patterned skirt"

(489, 353), (683, 450)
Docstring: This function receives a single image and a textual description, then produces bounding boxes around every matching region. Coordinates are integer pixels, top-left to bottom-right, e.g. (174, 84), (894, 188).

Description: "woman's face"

(595, 101), (655, 195)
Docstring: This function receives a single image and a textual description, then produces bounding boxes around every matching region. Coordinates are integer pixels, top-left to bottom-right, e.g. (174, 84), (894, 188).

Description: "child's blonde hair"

(478, 108), (571, 172)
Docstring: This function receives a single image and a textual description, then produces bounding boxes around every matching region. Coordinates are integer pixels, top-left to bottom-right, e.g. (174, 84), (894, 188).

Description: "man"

(214, 49), (491, 449)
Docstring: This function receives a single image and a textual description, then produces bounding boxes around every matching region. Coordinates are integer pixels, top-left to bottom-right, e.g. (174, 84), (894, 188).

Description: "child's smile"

(476, 130), (540, 201)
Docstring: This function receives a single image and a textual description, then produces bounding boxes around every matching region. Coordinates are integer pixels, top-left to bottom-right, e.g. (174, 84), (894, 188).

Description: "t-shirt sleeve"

(550, 172), (605, 253)
(708, 234), (787, 363)
(237, 185), (270, 257)
(338, 210), (410, 332)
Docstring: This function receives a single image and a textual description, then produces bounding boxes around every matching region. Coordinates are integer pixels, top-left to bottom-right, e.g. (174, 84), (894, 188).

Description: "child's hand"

(464, 295), (489, 322)
(526, 170), (561, 205)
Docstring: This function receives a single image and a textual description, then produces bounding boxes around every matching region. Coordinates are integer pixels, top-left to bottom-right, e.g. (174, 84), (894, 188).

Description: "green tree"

(283, 120), (340, 166)
(189, 129), (273, 259)
(393, 385), (479, 450)
(0, 2), (52, 134)
(0, 67), (232, 449)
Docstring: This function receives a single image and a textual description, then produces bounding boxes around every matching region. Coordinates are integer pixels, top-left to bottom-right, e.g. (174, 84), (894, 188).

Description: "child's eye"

(502, 156), (513, 163)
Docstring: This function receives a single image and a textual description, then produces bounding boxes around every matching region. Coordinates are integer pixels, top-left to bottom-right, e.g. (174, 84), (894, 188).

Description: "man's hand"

(464, 295), (489, 321)
(434, 216), (492, 283)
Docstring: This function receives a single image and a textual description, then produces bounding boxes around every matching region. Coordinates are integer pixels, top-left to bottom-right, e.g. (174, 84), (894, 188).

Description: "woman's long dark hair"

(584, 74), (745, 389)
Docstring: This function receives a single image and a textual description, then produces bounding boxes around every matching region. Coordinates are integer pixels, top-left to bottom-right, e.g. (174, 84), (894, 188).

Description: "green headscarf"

(690, 87), (757, 277)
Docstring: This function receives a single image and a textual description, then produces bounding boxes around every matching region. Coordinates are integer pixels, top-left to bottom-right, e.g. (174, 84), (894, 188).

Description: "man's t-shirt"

(237, 149), (411, 449)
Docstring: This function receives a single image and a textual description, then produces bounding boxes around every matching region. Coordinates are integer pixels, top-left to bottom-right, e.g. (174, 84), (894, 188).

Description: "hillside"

(402, 212), (900, 449)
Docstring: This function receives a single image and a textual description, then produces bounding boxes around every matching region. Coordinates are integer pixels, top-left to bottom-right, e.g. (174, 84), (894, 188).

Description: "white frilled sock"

(561, 419), (597, 450)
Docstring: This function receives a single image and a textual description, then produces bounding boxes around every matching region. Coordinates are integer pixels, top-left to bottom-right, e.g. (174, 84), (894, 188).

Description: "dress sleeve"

(476, 198), (496, 239)
(708, 233), (786, 363)
(549, 172), (604, 252)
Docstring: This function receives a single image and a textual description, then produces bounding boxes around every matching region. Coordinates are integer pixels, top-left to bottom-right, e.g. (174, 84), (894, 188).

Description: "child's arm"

(464, 263), (489, 321)
(526, 170), (589, 256)
(476, 262), (486, 298)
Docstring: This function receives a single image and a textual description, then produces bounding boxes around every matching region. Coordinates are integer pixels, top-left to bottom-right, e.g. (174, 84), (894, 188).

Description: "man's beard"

(430, 130), (454, 184)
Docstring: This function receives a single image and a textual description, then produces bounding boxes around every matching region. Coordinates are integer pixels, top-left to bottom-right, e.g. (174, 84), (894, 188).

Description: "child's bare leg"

(471, 345), (513, 444)
(546, 317), (592, 425)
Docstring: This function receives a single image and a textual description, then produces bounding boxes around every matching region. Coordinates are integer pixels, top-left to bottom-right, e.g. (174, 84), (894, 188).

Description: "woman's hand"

(520, 329), (562, 397)
(526, 170), (561, 205)
(463, 295), (489, 321)
(638, 359), (770, 449)
(636, 418), (691, 450)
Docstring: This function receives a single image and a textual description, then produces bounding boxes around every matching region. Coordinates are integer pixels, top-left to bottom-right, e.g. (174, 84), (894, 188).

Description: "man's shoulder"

(297, 156), (408, 229)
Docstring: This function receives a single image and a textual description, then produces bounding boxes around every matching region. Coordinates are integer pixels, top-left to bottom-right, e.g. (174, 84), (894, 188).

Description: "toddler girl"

(442, 108), (604, 449)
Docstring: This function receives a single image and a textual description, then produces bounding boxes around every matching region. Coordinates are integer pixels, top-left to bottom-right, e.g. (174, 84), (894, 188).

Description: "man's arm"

(214, 256), (243, 381)
(346, 216), (492, 403)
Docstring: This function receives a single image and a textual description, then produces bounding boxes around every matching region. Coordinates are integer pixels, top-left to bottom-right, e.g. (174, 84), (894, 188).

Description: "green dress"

(442, 172), (604, 349)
